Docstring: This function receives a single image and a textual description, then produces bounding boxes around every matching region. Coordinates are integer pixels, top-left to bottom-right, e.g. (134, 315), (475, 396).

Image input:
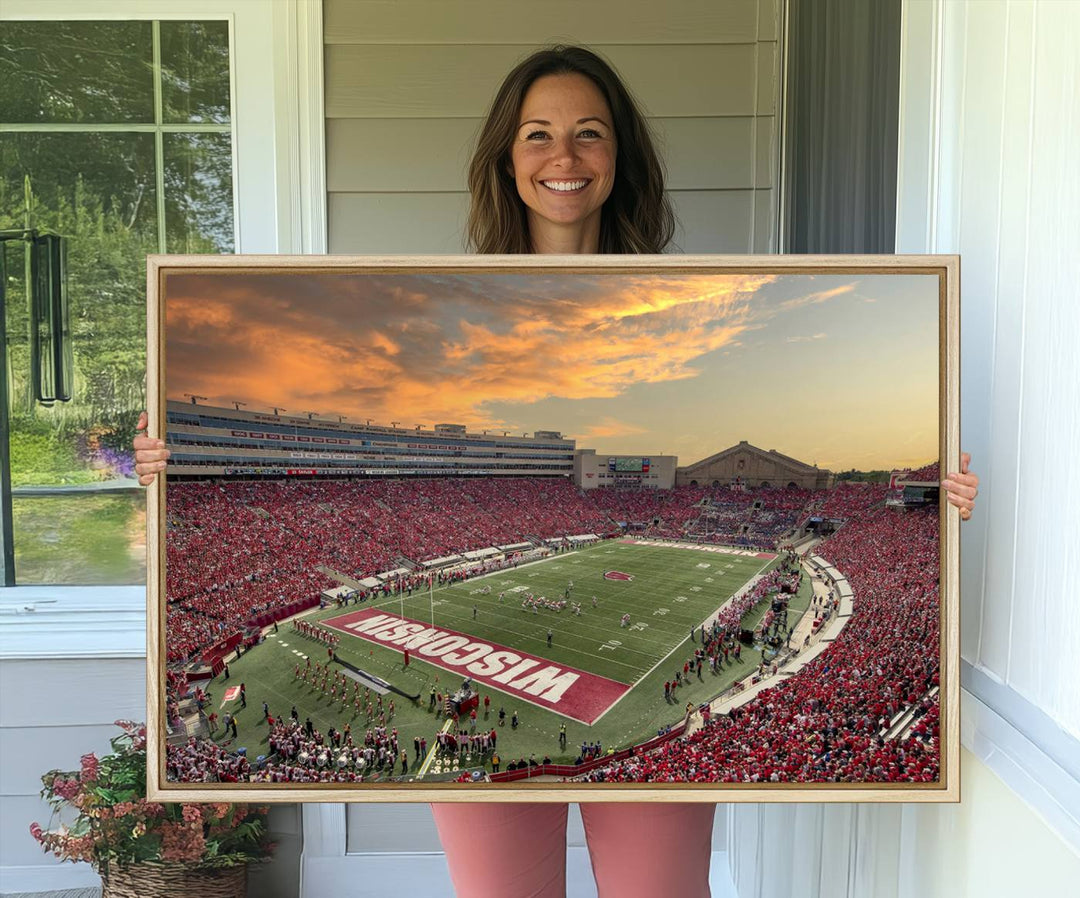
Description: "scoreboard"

(608, 456), (651, 473)
(576, 452), (674, 489)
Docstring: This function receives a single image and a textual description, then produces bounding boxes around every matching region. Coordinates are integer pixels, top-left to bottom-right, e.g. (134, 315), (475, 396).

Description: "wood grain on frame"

(146, 254), (960, 803)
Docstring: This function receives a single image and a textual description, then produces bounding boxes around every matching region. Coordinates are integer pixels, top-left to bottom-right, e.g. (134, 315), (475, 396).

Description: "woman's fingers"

(135, 456), (168, 471)
(941, 474), (978, 499)
(942, 453), (979, 521)
(133, 411), (167, 486)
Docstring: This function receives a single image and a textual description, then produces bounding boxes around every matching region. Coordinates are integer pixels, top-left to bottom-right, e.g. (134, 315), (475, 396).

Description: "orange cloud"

(166, 271), (791, 427)
(778, 282), (857, 311)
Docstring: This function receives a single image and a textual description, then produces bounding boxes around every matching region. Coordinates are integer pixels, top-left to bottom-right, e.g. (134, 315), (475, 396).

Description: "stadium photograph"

(149, 260), (954, 797)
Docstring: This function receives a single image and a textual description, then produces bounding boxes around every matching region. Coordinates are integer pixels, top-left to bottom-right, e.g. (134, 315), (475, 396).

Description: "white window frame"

(0, 0), (326, 659)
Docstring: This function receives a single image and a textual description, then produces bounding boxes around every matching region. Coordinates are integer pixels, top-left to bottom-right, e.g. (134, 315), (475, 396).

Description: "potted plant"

(30, 720), (273, 898)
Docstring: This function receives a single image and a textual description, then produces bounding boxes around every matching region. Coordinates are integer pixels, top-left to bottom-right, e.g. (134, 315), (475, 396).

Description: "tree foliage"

(1, 19), (233, 486)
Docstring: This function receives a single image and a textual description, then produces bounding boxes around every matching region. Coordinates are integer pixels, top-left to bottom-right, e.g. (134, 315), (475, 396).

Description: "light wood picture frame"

(146, 254), (960, 803)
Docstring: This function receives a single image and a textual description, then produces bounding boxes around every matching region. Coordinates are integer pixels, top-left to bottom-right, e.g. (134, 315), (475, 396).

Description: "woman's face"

(509, 73), (616, 247)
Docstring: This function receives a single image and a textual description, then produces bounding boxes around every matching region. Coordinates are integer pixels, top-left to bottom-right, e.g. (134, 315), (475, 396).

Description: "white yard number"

(431, 599), (447, 607)
(629, 622), (649, 631)
(704, 577), (714, 583)
(690, 586), (703, 592)
(674, 595), (688, 603)
(653, 607), (669, 616)
(598, 640), (622, 652)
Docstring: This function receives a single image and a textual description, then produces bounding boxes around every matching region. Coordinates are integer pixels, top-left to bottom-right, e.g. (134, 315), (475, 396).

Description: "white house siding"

(0, 657), (147, 892)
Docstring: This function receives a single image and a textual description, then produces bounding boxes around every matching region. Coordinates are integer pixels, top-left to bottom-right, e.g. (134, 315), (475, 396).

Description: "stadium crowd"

(166, 478), (814, 661)
(163, 476), (946, 786)
(577, 483), (942, 783)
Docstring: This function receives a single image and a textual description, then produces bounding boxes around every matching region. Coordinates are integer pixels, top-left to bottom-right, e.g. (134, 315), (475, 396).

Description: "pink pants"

(431, 802), (715, 898)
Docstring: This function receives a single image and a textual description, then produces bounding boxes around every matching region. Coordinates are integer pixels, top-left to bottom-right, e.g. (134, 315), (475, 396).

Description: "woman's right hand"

(134, 411), (170, 486)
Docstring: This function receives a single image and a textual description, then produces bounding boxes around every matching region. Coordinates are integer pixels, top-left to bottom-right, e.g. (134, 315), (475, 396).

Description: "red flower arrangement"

(30, 721), (273, 875)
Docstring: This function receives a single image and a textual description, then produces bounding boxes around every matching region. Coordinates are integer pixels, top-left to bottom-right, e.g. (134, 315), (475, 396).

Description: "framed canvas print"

(146, 254), (960, 803)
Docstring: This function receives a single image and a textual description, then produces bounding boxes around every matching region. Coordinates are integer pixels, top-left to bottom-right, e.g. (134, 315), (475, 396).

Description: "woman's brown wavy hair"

(466, 46), (675, 254)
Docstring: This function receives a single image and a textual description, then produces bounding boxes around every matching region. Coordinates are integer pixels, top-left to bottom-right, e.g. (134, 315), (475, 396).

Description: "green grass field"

(196, 540), (814, 779)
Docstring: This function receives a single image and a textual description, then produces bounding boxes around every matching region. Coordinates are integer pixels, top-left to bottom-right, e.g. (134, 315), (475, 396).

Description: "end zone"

(323, 608), (628, 725)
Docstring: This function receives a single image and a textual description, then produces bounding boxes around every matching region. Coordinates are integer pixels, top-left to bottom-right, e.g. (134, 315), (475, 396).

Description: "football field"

(203, 540), (810, 777)
(369, 540), (776, 695)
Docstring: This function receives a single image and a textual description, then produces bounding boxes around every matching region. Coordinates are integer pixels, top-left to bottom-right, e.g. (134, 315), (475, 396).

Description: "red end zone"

(322, 607), (629, 725)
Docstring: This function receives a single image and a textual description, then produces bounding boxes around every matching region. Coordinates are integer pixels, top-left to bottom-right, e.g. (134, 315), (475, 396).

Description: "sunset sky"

(165, 269), (940, 471)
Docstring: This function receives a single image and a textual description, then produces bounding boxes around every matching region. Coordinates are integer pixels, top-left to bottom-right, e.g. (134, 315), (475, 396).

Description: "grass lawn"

(196, 540), (813, 779)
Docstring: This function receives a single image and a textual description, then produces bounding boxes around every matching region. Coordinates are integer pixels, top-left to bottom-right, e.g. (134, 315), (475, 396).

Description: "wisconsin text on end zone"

(322, 608), (628, 724)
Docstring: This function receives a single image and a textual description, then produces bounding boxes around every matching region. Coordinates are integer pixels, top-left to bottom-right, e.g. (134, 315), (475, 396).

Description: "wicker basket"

(100, 862), (247, 898)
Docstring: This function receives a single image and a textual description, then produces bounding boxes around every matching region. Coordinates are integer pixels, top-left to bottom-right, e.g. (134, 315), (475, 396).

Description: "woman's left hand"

(941, 452), (979, 521)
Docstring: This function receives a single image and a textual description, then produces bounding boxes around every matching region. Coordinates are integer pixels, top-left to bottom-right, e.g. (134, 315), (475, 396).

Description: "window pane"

(1, 20), (235, 586)
(12, 493), (146, 585)
(1, 132), (158, 438)
(164, 133), (235, 252)
(2, 132), (155, 585)
(0, 21), (154, 124)
(160, 21), (232, 124)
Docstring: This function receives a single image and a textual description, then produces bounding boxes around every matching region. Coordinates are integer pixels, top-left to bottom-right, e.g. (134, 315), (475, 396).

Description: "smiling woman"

(509, 73), (617, 253)
(466, 45), (674, 255)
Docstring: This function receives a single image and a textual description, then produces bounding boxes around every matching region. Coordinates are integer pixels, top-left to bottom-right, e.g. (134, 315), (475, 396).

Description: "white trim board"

(0, 587), (145, 660)
(961, 676), (1080, 855)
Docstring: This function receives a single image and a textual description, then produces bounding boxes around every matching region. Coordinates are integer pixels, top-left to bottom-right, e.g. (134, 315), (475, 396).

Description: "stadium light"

(232, 401), (246, 411)
(390, 421), (401, 429)
(305, 411), (319, 420)
(336, 415), (348, 423)
(184, 394), (207, 405)
(272, 407), (286, 415)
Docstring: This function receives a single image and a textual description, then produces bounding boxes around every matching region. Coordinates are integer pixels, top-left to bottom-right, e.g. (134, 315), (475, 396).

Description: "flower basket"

(31, 721), (273, 889)
(101, 861), (247, 898)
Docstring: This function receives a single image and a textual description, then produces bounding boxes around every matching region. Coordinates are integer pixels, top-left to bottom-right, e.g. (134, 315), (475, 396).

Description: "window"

(1, 19), (234, 584)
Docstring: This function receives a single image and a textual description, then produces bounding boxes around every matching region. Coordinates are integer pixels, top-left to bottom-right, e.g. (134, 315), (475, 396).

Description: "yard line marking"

(589, 553), (775, 726)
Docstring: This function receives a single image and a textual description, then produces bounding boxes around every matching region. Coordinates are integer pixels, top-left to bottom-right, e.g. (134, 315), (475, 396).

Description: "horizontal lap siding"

(325, 44), (761, 118)
(324, 1), (761, 45)
(327, 117), (770, 192)
(324, 0), (780, 255)
(0, 658), (145, 869)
